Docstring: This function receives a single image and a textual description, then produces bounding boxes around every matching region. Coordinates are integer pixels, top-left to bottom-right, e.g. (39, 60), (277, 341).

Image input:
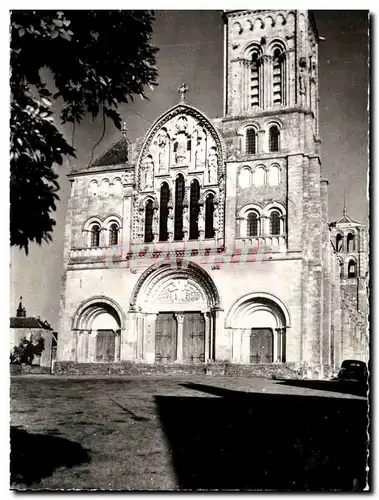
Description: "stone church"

(57, 10), (368, 377)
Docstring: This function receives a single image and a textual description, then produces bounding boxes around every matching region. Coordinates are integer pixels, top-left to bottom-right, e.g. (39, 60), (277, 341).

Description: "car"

(337, 359), (368, 384)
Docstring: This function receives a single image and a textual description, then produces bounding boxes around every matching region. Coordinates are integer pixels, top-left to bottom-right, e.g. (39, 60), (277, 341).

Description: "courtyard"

(10, 375), (368, 491)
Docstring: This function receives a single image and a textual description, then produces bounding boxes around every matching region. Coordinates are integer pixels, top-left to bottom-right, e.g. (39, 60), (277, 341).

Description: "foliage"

(10, 336), (45, 365)
(10, 10), (159, 253)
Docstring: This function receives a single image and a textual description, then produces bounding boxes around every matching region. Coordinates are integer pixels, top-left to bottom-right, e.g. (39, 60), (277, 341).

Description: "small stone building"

(10, 298), (55, 368)
(57, 10), (368, 377)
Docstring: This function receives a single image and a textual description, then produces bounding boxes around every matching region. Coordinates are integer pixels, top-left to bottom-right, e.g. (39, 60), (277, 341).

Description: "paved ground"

(10, 375), (369, 491)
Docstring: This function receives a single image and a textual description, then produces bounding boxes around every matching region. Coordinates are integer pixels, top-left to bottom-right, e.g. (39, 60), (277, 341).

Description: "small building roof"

(10, 317), (53, 330)
(10, 297), (52, 330)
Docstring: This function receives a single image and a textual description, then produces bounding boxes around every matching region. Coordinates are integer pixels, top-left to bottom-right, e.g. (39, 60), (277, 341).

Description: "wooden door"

(183, 312), (205, 363)
(250, 328), (273, 364)
(96, 330), (115, 362)
(155, 313), (177, 363)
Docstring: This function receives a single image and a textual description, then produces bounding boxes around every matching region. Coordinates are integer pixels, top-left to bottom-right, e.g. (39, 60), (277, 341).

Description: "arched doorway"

(130, 260), (220, 364)
(226, 293), (290, 364)
(72, 297), (124, 363)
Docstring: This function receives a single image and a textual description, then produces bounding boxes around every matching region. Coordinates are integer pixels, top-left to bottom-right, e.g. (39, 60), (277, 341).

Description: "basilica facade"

(57, 10), (368, 376)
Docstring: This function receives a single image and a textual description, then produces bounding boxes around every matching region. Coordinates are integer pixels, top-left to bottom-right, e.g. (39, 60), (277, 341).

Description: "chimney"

(16, 296), (26, 318)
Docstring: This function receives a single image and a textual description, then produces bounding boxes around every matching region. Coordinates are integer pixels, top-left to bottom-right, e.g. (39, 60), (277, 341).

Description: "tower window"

(270, 210), (281, 235)
(205, 194), (215, 239)
(247, 212), (259, 237)
(269, 126), (280, 152)
(159, 182), (170, 242)
(109, 223), (119, 246)
(174, 174), (185, 241)
(273, 48), (283, 105)
(336, 233), (343, 252)
(190, 179), (200, 240)
(347, 233), (355, 252)
(90, 224), (101, 247)
(144, 200), (154, 243)
(348, 260), (357, 278)
(246, 128), (257, 154)
(250, 52), (260, 108)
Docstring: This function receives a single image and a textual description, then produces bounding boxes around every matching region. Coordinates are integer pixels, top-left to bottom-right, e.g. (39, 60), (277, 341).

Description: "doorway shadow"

(156, 383), (368, 491)
(10, 426), (90, 488)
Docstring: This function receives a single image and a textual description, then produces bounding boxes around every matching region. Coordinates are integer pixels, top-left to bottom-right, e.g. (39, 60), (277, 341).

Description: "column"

(175, 313), (185, 363)
(203, 312), (210, 361)
(83, 330), (89, 362)
(232, 329), (242, 362)
(241, 329), (251, 363)
(89, 330), (97, 363)
(144, 313), (157, 364)
(213, 308), (225, 361)
(273, 329), (278, 363)
(115, 331), (121, 362)
(136, 313), (144, 360)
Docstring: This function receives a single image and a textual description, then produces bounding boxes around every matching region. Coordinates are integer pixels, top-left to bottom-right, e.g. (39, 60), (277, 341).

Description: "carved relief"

(182, 206), (189, 238)
(157, 279), (202, 304)
(152, 207), (159, 242)
(167, 207), (174, 242)
(132, 106), (225, 242)
(206, 146), (218, 184)
(157, 127), (170, 174)
(141, 155), (154, 190)
(198, 206), (205, 238)
(194, 126), (207, 169)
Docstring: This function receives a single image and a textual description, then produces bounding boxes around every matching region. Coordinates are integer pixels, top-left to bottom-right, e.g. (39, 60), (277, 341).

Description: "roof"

(91, 135), (130, 168)
(10, 317), (53, 330)
(329, 212), (362, 227)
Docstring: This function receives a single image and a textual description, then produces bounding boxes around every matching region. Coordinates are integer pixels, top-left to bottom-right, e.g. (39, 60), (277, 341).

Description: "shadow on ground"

(274, 379), (368, 398)
(10, 426), (90, 488)
(156, 383), (368, 491)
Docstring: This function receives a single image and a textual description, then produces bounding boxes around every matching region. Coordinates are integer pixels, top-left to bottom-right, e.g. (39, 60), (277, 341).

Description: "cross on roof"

(122, 121), (127, 137)
(178, 83), (189, 102)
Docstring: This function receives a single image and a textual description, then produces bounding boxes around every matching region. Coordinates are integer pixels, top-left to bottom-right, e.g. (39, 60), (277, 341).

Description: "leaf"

(41, 97), (52, 107)
(18, 28), (25, 37)
(51, 30), (58, 39)
(60, 31), (72, 41)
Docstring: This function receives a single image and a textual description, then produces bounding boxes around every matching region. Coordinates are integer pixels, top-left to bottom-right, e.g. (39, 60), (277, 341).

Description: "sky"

(9, 10), (369, 329)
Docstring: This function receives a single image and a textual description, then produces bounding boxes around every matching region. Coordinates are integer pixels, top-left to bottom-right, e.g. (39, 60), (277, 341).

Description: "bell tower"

(223, 10), (320, 145)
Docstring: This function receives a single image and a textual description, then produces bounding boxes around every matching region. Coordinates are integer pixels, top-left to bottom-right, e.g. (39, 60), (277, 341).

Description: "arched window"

(269, 126), (280, 152)
(347, 233), (355, 252)
(250, 52), (260, 108)
(144, 200), (154, 243)
(205, 194), (215, 239)
(239, 167), (251, 189)
(113, 178), (122, 196)
(90, 224), (101, 247)
(159, 182), (170, 242)
(89, 181), (98, 197)
(336, 233), (343, 252)
(270, 210), (281, 235)
(268, 165), (280, 186)
(273, 48), (283, 105)
(190, 179), (200, 240)
(348, 260), (357, 278)
(101, 179), (109, 197)
(246, 128), (257, 154)
(174, 175), (185, 241)
(253, 166), (266, 186)
(247, 212), (259, 237)
(109, 223), (118, 246)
